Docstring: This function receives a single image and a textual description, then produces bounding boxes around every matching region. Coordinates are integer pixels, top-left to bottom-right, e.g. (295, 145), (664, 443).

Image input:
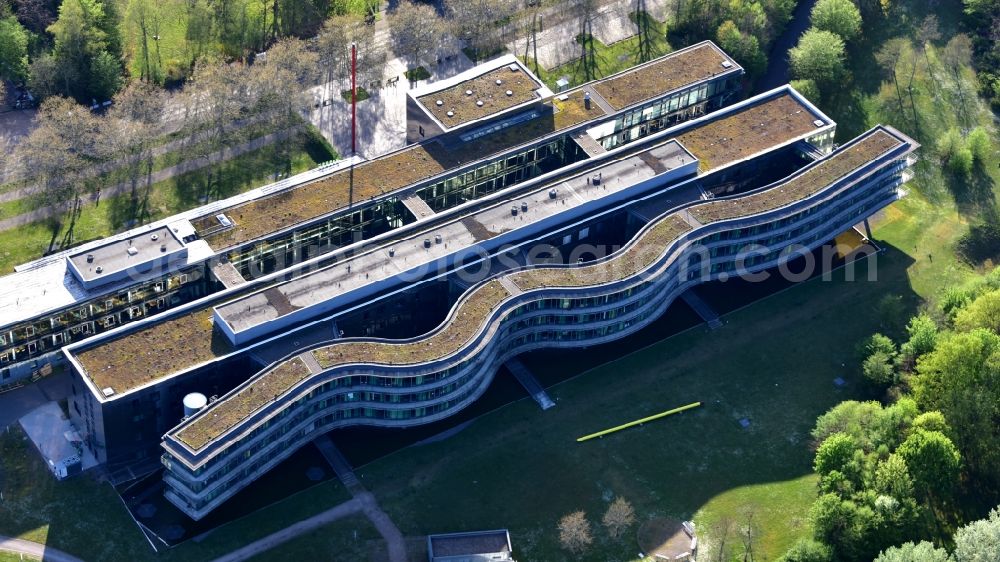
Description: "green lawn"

(524, 12), (670, 91)
(0, 127), (335, 273)
(0, 553), (39, 562)
(331, 248), (919, 561)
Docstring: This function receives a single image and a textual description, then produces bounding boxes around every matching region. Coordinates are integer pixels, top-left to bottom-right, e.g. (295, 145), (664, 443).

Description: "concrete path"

(0, 128), (297, 232)
(680, 289), (723, 329)
(314, 436), (408, 562)
(0, 535), (85, 562)
(208, 497), (364, 562)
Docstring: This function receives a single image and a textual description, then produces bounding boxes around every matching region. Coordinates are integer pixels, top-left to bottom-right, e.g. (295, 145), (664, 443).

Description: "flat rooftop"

(689, 129), (903, 223)
(214, 140), (697, 342)
(672, 92), (822, 171)
(429, 530), (512, 559)
(165, 125), (915, 454)
(593, 41), (739, 110)
(415, 57), (547, 129)
(75, 308), (234, 396)
(67, 226), (185, 284)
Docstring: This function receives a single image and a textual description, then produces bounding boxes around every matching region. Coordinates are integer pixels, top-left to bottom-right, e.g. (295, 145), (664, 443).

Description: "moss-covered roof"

(417, 65), (543, 127)
(593, 42), (736, 110)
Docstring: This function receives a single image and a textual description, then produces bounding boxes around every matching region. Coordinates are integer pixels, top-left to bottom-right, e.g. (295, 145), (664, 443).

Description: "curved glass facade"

(161, 128), (915, 520)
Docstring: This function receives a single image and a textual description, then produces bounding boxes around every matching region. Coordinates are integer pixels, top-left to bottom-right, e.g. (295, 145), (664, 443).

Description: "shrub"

(602, 496), (636, 539)
(558, 511), (593, 554)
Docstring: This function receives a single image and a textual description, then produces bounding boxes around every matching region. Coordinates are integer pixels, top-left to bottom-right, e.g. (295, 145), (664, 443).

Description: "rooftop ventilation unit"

(476, 100), (484, 107)
(434, 234), (443, 244)
(813, 119), (825, 127)
(151, 233), (159, 241)
(521, 201), (528, 212)
(495, 79), (503, 85)
(216, 213), (233, 228)
(721, 60), (733, 68)
(511, 206), (518, 216)
(183, 392), (208, 417)
(86, 254), (94, 263)
(127, 247), (139, 256)
(102, 387), (115, 397)
(423, 238), (431, 248)
(508, 63), (519, 72)
(465, 89), (473, 96)
(549, 188), (557, 199)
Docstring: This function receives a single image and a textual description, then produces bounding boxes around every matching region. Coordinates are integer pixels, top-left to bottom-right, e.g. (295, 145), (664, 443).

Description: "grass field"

(0, 127), (335, 273)
(295, 247), (911, 562)
(0, 553), (39, 562)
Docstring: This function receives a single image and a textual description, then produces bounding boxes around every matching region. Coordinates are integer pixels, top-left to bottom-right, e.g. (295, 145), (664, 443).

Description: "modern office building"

(40, 42), (918, 520)
(0, 41), (742, 385)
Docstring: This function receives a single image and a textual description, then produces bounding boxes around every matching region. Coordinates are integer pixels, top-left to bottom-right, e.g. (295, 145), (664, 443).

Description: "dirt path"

(0, 535), (85, 562)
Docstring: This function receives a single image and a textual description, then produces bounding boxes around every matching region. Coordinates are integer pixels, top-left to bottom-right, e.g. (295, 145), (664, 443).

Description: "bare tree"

(444, 0), (515, 63)
(104, 81), (166, 222)
(520, 0), (542, 74)
(602, 496), (637, 539)
(317, 14), (387, 89)
(739, 506), (759, 562)
(557, 511), (593, 554)
(250, 37), (318, 165)
(707, 515), (737, 562)
(14, 96), (102, 248)
(387, 0), (443, 72)
(574, 0), (601, 80)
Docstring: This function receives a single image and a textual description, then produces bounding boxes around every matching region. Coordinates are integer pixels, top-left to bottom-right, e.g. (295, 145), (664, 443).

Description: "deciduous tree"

(387, 0), (443, 71)
(810, 0), (861, 42)
(558, 510), (593, 554)
(601, 496), (636, 539)
(875, 541), (951, 562)
(789, 28), (846, 86)
(954, 506), (1000, 562)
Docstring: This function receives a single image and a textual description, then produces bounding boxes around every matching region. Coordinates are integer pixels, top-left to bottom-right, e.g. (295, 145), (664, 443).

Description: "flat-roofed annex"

(594, 41), (739, 110)
(415, 58), (546, 129)
(67, 225), (188, 289)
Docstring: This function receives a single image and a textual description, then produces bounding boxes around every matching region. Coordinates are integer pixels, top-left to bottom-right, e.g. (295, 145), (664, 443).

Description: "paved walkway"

(314, 436), (408, 562)
(208, 498), (364, 562)
(0, 128), (297, 232)
(0, 535), (84, 562)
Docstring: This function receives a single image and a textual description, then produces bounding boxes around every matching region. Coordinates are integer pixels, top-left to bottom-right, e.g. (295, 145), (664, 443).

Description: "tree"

(558, 511), (593, 554)
(716, 20), (765, 76)
(875, 541), (952, 562)
(776, 538), (832, 562)
(966, 127), (992, 164)
(317, 15), (386, 89)
(899, 313), (937, 365)
(789, 28), (846, 86)
(0, 15), (29, 83)
(601, 496), (636, 539)
(955, 289), (1000, 334)
(954, 506), (1000, 562)
(790, 79), (820, 102)
(914, 328), (1000, 485)
(814, 432), (860, 481)
(445, 0), (514, 62)
(896, 429), (961, 504)
(863, 351), (897, 387)
(387, 0), (443, 71)
(872, 454), (915, 500)
(47, 0), (123, 102)
(104, 81), (165, 221)
(13, 96), (102, 246)
(912, 411), (950, 434)
(810, 0), (861, 42)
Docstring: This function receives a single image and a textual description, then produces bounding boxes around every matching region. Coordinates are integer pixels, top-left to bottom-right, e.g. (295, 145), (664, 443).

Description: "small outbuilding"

(427, 529), (514, 562)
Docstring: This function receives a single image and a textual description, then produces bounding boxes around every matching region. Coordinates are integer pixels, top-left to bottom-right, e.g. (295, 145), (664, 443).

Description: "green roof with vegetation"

(593, 42), (735, 110)
(417, 65), (543, 127)
(688, 130), (901, 223)
(175, 357), (312, 449)
(76, 309), (233, 394)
